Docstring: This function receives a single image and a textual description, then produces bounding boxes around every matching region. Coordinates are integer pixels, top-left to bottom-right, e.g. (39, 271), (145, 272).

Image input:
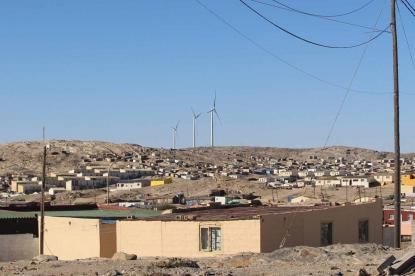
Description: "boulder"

(32, 255), (58, 263)
(112, 252), (137, 261)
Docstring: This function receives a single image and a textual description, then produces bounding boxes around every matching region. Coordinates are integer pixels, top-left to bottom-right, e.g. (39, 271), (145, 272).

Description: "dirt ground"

(43, 178), (398, 207)
(0, 244), (410, 276)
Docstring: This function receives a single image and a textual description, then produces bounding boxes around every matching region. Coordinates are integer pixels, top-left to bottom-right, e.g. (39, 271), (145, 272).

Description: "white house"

(315, 177), (341, 187)
(116, 181), (150, 191)
(373, 173), (393, 185)
(340, 176), (378, 188)
(314, 171), (330, 177)
(278, 169), (298, 178)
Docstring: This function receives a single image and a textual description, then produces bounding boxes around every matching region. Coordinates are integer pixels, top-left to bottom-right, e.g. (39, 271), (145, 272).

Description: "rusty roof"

(133, 204), (338, 222)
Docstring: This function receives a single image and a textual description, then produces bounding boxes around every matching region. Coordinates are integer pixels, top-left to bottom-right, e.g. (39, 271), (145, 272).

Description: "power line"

(400, 0), (415, 16)
(240, 0), (391, 49)
(397, 2), (415, 71)
(194, 0), (414, 95)
(323, 0), (387, 147)
(402, 0), (415, 14)
(249, 0), (389, 33)
(268, 0), (377, 18)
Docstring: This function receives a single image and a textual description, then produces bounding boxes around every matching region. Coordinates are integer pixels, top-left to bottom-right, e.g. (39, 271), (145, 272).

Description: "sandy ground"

(0, 244), (410, 276)
(13, 177), (399, 208)
(48, 178), (397, 206)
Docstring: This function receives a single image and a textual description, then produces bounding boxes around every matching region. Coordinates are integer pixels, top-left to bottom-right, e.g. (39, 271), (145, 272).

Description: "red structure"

(384, 209), (415, 225)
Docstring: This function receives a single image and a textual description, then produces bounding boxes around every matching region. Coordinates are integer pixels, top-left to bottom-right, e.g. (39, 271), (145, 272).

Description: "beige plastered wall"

(260, 200), (383, 252)
(117, 219), (261, 257)
(43, 216), (116, 260)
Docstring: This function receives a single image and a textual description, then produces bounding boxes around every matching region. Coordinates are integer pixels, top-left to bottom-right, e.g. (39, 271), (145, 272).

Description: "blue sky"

(0, 0), (414, 151)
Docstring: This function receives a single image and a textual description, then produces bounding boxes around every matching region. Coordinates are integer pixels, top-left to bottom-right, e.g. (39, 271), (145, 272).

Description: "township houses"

(10, 181), (41, 194)
(66, 176), (113, 191)
(373, 173), (394, 186)
(315, 177), (341, 187)
(277, 169), (298, 178)
(314, 171), (330, 178)
(340, 176), (379, 188)
(298, 170), (309, 178)
(116, 179), (150, 191)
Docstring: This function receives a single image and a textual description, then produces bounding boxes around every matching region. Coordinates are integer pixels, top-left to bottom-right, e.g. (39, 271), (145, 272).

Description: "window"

(200, 227), (222, 252)
(359, 220), (369, 243)
(409, 214), (414, 221)
(389, 214), (394, 220)
(320, 222), (333, 246)
(200, 228), (209, 251)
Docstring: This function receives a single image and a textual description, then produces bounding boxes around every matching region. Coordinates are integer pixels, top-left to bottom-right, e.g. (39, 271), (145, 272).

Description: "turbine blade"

(191, 107), (196, 117)
(214, 90), (217, 108)
(214, 109), (222, 125)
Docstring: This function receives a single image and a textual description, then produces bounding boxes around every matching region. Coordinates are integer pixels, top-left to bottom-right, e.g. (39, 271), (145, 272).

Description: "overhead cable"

(269, 0), (377, 18)
(323, 0), (387, 147)
(397, 2), (415, 71)
(400, 0), (415, 16)
(249, 0), (389, 33)
(194, 0), (415, 95)
(239, 0), (391, 49)
(402, 0), (415, 13)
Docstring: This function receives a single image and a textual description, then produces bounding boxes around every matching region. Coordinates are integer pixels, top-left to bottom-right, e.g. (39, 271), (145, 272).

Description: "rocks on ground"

(112, 252), (138, 261)
(31, 255), (58, 263)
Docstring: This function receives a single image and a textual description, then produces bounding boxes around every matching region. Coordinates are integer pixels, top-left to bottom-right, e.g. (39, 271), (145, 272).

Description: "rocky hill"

(0, 140), (411, 175)
(0, 140), (147, 175)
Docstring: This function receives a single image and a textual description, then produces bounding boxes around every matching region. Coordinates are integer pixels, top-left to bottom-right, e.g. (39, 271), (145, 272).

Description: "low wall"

(0, 234), (38, 261)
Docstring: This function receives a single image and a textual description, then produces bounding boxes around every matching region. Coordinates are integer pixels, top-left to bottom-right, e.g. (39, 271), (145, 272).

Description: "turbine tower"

(207, 92), (221, 147)
(192, 108), (201, 148)
(171, 121), (179, 150)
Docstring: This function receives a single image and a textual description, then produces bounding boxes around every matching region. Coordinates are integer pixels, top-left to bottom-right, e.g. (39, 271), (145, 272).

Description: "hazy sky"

(1, 0), (414, 151)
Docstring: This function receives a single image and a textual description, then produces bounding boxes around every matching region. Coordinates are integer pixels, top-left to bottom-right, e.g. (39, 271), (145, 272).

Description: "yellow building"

(42, 216), (116, 260)
(402, 185), (415, 195)
(402, 174), (415, 186)
(117, 200), (383, 258)
(17, 183), (41, 194)
(150, 178), (173, 187)
(11, 181), (41, 194)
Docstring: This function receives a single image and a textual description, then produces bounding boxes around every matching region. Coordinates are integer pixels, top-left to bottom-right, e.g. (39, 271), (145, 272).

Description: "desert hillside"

(0, 140), (411, 176)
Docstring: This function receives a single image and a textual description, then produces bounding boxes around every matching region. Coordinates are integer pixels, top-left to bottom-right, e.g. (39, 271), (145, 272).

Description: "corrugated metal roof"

(0, 209), (160, 219)
(135, 205), (337, 222)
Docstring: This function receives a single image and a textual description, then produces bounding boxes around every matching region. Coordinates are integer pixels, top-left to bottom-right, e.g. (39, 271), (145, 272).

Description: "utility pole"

(390, 0), (401, 249)
(346, 184), (349, 203)
(106, 166), (110, 205)
(106, 163), (114, 205)
(40, 127), (47, 255)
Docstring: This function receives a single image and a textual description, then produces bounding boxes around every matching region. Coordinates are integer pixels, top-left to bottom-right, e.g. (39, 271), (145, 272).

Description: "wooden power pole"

(390, 0), (401, 249)
(40, 128), (47, 255)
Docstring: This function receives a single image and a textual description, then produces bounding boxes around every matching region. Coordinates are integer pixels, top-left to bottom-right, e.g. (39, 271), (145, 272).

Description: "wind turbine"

(192, 108), (201, 148)
(171, 121), (179, 150)
(207, 92), (221, 147)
